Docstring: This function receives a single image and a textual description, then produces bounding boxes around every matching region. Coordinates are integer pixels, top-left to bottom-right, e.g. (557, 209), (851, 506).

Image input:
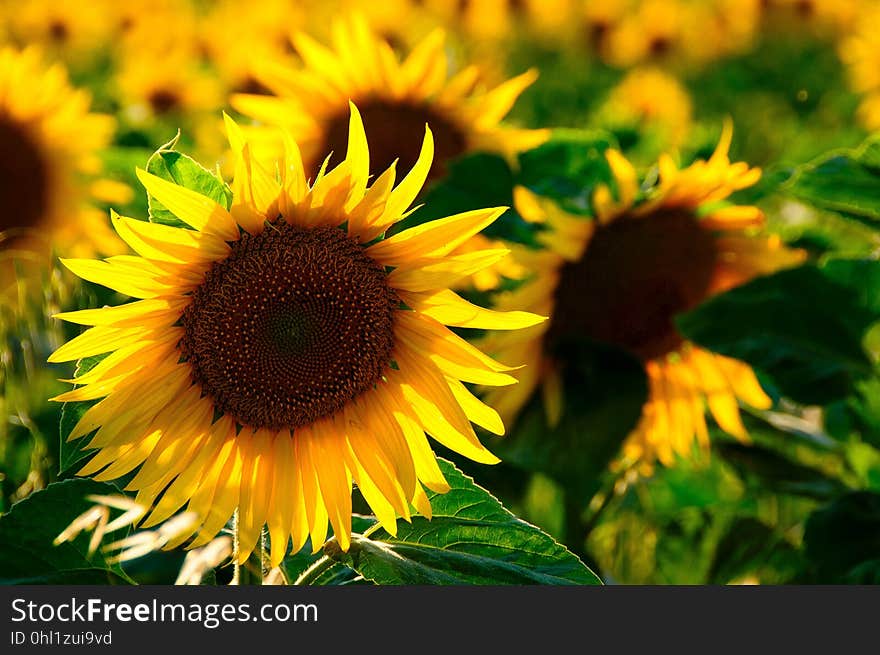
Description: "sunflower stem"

(231, 508), (264, 585)
(293, 535), (343, 586)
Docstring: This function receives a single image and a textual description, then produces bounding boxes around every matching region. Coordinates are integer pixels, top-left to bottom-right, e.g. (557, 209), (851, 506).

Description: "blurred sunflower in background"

(232, 16), (548, 184)
(1, 0), (112, 70)
(594, 66), (693, 151)
(49, 105), (543, 565)
(0, 46), (125, 296)
(0, 46), (126, 503)
(483, 122), (804, 476)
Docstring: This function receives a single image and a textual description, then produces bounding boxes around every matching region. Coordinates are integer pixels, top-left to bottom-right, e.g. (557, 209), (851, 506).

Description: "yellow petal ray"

(345, 446), (400, 536)
(125, 391), (213, 490)
(345, 101), (369, 206)
(288, 437), (310, 555)
(295, 431), (329, 552)
(347, 163), (397, 241)
(474, 68), (539, 128)
(401, 288), (545, 330)
(605, 149), (639, 209)
(700, 205), (765, 230)
(267, 431), (295, 567)
(482, 348), (542, 427)
(112, 212), (231, 263)
(281, 130), (308, 208)
(308, 417), (352, 552)
(59, 258), (172, 299)
(89, 426), (163, 481)
(411, 484), (433, 520)
(238, 429), (276, 564)
(367, 207), (506, 266)
(383, 388), (451, 494)
(687, 349), (749, 441)
(291, 31), (350, 93)
(715, 355), (772, 410)
(446, 377), (505, 435)
(387, 248), (511, 292)
(48, 326), (154, 364)
(160, 418), (237, 549)
(186, 437), (243, 550)
(397, 319), (518, 386)
(54, 298), (187, 329)
(135, 168), (239, 241)
(224, 113), (282, 223)
(400, 28), (447, 98)
(141, 418), (232, 529)
(59, 337), (175, 386)
(397, 310), (517, 375)
(362, 390), (417, 504)
(51, 372), (139, 403)
(380, 126), (434, 224)
(392, 347), (500, 465)
(77, 363), (188, 446)
(344, 402), (409, 523)
(437, 65), (480, 104)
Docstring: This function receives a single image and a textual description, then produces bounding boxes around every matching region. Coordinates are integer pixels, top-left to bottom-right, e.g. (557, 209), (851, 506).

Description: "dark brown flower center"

(0, 115), (50, 238)
(314, 99), (467, 182)
(49, 20), (69, 42)
(147, 89), (182, 115)
(234, 76), (273, 96)
(545, 209), (718, 361)
(180, 223), (398, 430)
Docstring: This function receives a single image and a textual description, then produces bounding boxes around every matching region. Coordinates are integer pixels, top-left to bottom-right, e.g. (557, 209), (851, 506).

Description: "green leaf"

(145, 133), (232, 228)
(0, 479), (134, 585)
(516, 128), (616, 217)
(58, 354), (107, 477)
(326, 459), (601, 585)
(676, 261), (880, 405)
(803, 491), (880, 583)
(488, 340), (648, 498)
(786, 135), (880, 223)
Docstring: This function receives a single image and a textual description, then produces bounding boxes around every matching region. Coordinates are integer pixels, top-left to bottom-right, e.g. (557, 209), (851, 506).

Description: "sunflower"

(196, 0), (306, 95)
(482, 123), (804, 474)
(581, 0), (630, 54)
(231, 16), (547, 185)
(115, 48), (222, 125)
(601, 0), (759, 68)
(595, 67), (693, 149)
(49, 104), (544, 566)
(2, 0), (112, 68)
(602, 0), (690, 68)
(0, 46), (123, 277)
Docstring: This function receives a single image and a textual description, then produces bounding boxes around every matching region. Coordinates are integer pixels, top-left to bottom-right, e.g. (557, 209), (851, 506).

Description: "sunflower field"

(1, 0), (880, 588)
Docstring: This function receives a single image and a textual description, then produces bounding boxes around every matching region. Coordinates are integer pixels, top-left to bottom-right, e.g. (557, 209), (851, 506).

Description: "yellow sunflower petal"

(135, 168), (239, 241)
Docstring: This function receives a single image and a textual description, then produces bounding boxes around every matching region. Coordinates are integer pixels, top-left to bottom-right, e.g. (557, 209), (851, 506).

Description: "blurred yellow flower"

(2, 0), (111, 68)
(232, 15), (548, 184)
(0, 46), (123, 278)
(482, 123), (805, 474)
(115, 49), (222, 124)
(597, 67), (693, 148)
